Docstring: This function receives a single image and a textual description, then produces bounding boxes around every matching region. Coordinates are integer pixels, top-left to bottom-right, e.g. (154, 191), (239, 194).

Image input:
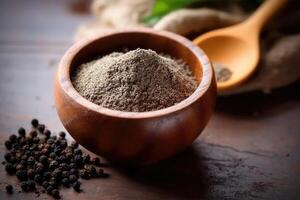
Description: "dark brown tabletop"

(0, 0), (299, 199)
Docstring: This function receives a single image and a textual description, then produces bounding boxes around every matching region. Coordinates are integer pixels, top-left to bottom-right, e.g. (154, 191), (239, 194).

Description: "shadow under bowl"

(54, 28), (216, 165)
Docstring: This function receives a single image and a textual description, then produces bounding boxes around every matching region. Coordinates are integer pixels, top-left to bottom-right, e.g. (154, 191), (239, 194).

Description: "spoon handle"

(244, 0), (289, 31)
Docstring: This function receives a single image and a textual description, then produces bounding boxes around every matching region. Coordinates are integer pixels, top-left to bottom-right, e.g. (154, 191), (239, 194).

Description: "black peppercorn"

(18, 127), (26, 137)
(34, 151), (41, 160)
(29, 130), (37, 138)
(27, 156), (35, 166)
(74, 155), (83, 166)
(47, 139), (54, 145)
(27, 168), (35, 179)
(66, 153), (73, 161)
(69, 174), (77, 183)
(62, 171), (69, 178)
(39, 155), (48, 165)
(53, 147), (62, 154)
(74, 149), (82, 155)
(49, 180), (57, 188)
(22, 144), (30, 151)
(16, 164), (25, 171)
(44, 129), (51, 138)
(60, 140), (67, 149)
(79, 169), (90, 179)
(5, 184), (13, 194)
(4, 153), (12, 162)
(9, 134), (17, 143)
(34, 174), (43, 184)
(46, 185), (54, 194)
(69, 162), (76, 169)
(27, 180), (36, 191)
(16, 170), (27, 181)
(59, 163), (69, 170)
(36, 163), (45, 174)
(71, 141), (78, 149)
(51, 189), (60, 199)
(49, 152), (57, 159)
(5, 140), (12, 150)
(33, 137), (40, 143)
(3, 119), (110, 199)
(41, 148), (49, 155)
(43, 171), (51, 180)
(21, 181), (29, 192)
(86, 166), (97, 178)
(72, 181), (81, 192)
(42, 181), (49, 189)
(62, 177), (69, 187)
(52, 169), (62, 178)
(38, 124), (45, 133)
(91, 157), (101, 166)
(83, 154), (90, 164)
(70, 168), (78, 176)
(31, 118), (39, 128)
(29, 144), (37, 151)
(59, 131), (66, 138)
(49, 160), (58, 170)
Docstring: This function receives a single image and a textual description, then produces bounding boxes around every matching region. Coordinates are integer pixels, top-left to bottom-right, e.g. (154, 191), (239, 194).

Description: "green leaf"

(143, 0), (200, 26)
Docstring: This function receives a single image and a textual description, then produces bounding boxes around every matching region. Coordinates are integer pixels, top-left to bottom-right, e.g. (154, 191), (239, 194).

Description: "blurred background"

(0, 0), (299, 199)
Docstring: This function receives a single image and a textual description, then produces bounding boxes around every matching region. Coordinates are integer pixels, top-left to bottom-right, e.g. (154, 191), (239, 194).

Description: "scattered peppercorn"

(46, 185), (54, 194)
(18, 127), (26, 137)
(38, 124), (45, 133)
(31, 118), (39, 127)
(91, 157), (101, 166)
(3, 119), (109, 198)
(30, 131), (38, 138)
(51, 189), (60, 199)
(27, 180), (36, 191)
(5, 184), (13, 194)
(59, 131), (66, 138)
(44, 129), (51, 138)
(5, 163), (15, 175)
(16, 170), (28, 181)
(69, 174), (77, 183)
(21, 181), (29, 192)
(5, 140), (12, 150)
(71, 141), (78, 149)
(9, 134), (17, 143)
(72, 181), (81, 192)
(4, 153), (12, 162)
(62, 177), (69, 187)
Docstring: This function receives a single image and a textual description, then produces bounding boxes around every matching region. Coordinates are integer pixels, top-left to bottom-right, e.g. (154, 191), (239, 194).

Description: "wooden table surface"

(0, 0), (299, 199)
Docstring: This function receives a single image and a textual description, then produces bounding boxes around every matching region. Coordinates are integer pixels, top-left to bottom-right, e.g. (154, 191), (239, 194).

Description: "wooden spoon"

(193, 0), (288, 92)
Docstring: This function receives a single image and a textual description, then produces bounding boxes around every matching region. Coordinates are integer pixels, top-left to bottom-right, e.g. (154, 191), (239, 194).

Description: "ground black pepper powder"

(2, 119), (109, 199)
(72, 48), (198, 112)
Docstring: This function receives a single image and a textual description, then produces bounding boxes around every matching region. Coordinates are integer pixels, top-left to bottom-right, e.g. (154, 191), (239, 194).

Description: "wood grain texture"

(0, 0), (300, 199)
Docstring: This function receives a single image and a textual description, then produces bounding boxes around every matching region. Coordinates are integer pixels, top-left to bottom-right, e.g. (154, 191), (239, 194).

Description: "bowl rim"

(57, 28), (213, 119)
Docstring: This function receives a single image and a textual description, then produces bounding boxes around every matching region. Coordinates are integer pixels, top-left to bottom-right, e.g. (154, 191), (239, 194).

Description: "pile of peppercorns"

(3, 119), (108, 199)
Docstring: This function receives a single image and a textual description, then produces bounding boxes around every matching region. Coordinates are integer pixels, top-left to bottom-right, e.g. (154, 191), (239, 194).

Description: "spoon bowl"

(194, 30), (259, 90)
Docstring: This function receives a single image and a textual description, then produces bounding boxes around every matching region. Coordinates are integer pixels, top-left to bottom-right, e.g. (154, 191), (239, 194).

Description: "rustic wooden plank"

(0, 46), (299, 200)
(0, 0), (90, 45)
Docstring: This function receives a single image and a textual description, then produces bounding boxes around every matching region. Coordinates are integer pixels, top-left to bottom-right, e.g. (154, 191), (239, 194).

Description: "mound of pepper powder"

(3, 119), (109, 199)
(72, 48), (198, 112)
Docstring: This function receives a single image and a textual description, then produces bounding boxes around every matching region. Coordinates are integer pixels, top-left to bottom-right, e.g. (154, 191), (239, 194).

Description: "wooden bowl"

(54, 28), (216, 165)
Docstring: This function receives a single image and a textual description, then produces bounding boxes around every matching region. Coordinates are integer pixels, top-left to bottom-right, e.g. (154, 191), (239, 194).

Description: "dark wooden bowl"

(54, 28), (216, 165)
